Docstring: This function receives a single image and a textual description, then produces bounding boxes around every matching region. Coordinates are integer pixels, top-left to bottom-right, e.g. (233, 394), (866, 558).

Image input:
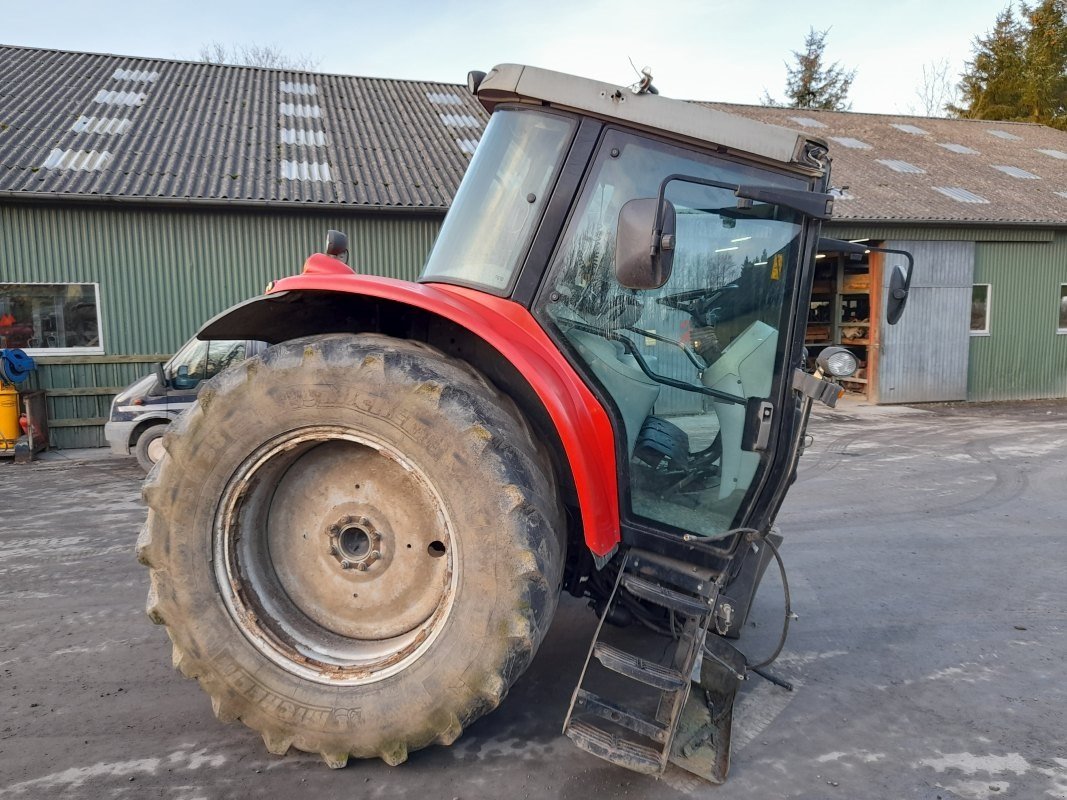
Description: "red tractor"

(138, 64), (912, 782)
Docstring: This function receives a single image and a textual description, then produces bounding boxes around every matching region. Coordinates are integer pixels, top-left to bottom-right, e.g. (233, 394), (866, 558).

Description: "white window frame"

(1058, 283), (1067, 335)
(0, 282), (105, 356)
(970, 283), (991, 336)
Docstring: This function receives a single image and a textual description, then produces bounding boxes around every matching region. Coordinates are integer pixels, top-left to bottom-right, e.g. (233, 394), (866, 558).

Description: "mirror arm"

(651, 174), (742, 255)
(654, 173), (834, 231)
(877, 247), (915, 296)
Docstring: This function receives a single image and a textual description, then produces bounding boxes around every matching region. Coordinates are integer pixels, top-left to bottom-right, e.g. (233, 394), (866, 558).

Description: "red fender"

(266, 271), (621, 557)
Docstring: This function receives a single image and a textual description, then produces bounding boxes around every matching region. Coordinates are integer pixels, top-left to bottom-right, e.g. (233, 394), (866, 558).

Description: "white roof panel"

(789, 116), (827, 129)
(933, 186), (990, 204)
(938, 142), (979, 155)
(891, 123), (929, 135)
(830, 136), (873, 150)
(993, 165), (1040, 179)
(877, 159), (926, 174)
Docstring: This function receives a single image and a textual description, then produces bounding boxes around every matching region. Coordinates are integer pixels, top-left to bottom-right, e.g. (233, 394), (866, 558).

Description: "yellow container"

(0, 383), (19, 450)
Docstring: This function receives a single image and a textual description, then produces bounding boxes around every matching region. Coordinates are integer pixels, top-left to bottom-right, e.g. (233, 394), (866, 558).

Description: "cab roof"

(475, 64), (829, 177)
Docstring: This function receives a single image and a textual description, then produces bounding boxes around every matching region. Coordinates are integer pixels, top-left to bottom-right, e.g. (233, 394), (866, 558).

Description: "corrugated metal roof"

(0, 44), (488, 210)
(3, 45), (1066, 223)
(702, 102), (1067, 224)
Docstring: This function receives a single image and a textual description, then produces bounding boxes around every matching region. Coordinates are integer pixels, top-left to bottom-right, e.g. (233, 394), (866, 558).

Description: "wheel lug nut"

(354, 562), (368, 571)
(369, 550), (381, 560)
(340, 560), (351, 570)
(328, 525), (340, 534)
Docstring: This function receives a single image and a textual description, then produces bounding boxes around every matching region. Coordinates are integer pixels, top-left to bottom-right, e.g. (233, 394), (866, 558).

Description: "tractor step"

(621, 574), (713, 617)
(565, 719), (664, 775)
(593, 642), (687, 691)
(573, 689), (670, 743)
(563, 547), (738, 781)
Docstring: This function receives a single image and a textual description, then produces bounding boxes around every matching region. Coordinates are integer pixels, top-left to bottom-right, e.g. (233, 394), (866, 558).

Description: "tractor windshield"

(541, 129), (810, 539)
(421, 108), (576, 292)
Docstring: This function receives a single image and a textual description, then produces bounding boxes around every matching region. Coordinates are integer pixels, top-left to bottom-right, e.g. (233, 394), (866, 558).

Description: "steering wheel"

(657, 284), (738, 326)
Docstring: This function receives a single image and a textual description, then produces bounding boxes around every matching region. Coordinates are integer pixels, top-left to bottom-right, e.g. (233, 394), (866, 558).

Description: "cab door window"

(539, 130), (806, 539)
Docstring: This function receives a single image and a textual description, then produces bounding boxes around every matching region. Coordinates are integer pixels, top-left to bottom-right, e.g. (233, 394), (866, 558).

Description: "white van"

(105, 336), (265, 470)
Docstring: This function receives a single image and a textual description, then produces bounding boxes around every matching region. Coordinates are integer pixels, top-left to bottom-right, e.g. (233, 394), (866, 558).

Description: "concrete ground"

(1, 399), (1065, 799)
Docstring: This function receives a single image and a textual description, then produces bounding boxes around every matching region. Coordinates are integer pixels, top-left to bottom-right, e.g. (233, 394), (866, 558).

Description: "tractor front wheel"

(137, 333), (564, 767)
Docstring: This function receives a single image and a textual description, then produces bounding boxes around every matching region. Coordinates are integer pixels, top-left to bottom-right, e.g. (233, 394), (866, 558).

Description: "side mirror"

(326, 229), (349, 262)
(886, 264), (909, 325)
(615, 198), (676, 290)
(817, 238), (914, 326)
(171, 364), (198, 391)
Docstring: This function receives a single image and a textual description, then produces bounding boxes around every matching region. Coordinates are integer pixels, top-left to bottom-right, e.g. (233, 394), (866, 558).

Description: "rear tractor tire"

(137, 333), (565, 767)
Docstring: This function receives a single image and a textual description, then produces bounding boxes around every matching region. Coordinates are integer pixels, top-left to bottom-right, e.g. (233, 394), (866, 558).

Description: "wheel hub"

(327, 516), (382, 571)
(214, 426), (458, 684)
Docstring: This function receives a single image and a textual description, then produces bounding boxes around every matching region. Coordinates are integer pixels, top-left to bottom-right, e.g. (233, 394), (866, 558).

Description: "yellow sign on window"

(771, 253), (783, 280)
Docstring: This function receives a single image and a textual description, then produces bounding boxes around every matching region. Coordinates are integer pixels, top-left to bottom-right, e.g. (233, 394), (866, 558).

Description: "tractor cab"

(423, 65), (841, 554)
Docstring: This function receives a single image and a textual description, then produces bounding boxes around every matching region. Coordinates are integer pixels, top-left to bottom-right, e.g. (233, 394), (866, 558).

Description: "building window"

(970, 284), (990, 335)
(1059, 284), (1067, 334)
(0, 283), (103, 355)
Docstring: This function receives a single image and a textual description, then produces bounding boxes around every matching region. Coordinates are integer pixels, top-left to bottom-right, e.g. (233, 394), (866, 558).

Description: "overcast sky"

(2, 0), (1011, 114)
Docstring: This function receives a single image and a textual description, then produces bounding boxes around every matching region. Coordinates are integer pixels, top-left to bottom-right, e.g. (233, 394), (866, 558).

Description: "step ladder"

(562, 548), (746, 782)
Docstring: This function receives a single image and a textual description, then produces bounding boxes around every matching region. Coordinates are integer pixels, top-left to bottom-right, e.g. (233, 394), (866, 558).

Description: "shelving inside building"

(805, 243), (881, 398)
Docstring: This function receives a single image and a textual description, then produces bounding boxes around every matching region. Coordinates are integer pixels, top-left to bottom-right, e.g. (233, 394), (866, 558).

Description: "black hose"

(750, 666), (794, 691)
(744, 532), (791, 671)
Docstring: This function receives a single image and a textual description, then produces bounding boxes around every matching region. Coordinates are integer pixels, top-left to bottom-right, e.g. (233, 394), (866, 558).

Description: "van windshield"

(166, 339), (247, 383)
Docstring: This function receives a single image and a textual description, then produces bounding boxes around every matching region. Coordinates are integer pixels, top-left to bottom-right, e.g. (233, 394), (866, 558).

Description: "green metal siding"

(1, 203), (441, 354)
(968, 232), (1067, 401)
(1, 202), (442, 447)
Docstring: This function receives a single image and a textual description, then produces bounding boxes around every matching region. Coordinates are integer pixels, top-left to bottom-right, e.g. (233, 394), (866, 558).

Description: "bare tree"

(913, 59), (959, 117)
(198, 41), (320, 71)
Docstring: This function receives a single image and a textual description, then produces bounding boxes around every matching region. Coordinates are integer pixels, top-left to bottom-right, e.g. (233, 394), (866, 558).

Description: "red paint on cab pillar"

(267, 272), (621, 557)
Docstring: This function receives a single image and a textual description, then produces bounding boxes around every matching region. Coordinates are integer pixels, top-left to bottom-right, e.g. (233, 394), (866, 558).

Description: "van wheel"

(134, 424), (167, 472)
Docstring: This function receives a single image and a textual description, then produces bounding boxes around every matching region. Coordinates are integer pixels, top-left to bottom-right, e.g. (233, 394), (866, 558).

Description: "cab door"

(535, 128), (810, 541)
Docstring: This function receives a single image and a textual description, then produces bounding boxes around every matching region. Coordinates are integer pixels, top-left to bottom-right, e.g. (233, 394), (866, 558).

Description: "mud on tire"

(137, 334), (565, 767)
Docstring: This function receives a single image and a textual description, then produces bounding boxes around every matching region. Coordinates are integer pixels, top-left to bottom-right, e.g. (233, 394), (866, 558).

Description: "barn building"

(2, 46), (1066, 447)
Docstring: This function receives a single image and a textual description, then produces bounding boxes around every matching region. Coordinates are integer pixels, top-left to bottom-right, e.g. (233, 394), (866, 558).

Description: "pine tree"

(763, 27), (856, 111)
(951, 1), (1067, 129)
(1021, 0), (1067, 128)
